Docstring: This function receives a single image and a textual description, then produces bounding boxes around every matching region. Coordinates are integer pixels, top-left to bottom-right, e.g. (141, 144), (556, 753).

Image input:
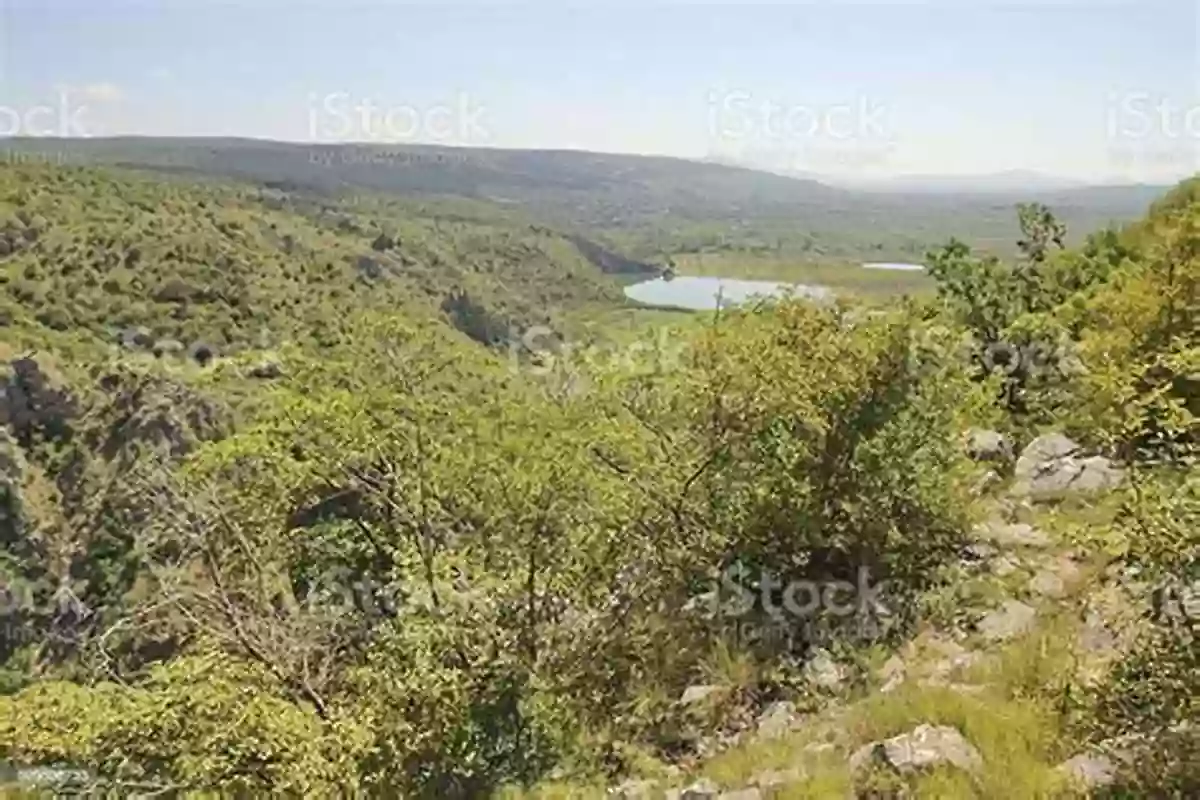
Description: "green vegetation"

(0, 155), (1194, 798)
(0, 138), (1162, 264)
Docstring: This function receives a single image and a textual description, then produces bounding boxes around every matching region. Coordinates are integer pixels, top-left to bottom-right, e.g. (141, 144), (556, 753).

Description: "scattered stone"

(151, 338), (185, 358)
(609, 779), (658, 799)
(1013, 433), (1124, 498)
(803, 648), (844, 691)
(188, 341), (218, 368)
(973, 520), (1052, 548)
(750, 769), (803, 790)
(119, 326), (154, 350)
(972, 469), (1003, 496)
(755, 700), (799, 740)
(977, 600), (1037, 641)
(1078, 611), (1118, 655)
(1029, 569), (1067, 598)
(918, 678), (987, 694)
(1056, 753), (1118, 788)
(879, 655), (906, 693)
(850, 724), (982, 774)
(717, 789), (762, 800)
(680, 778), (720, 800)
(680, 685), (723, 706)
(247, 359), (284, 379)
(966, 429), (1014, 463)
(990, 555), (1022, 577)
(682, 590), (718, 617)
(929, 650), (982, 680)
(964, 542), (999, 561)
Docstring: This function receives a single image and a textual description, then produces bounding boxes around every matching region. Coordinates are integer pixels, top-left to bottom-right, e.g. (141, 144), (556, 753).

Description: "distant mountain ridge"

(0, 137), (1173, 261)
(702, 156), (1169, 196)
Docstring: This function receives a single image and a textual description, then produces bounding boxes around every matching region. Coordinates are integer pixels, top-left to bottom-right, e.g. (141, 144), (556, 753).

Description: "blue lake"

(623, 276), (834, 312)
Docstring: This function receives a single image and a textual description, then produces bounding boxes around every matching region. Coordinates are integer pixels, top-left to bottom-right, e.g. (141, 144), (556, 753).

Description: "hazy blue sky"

(0, 1), (1196, 182)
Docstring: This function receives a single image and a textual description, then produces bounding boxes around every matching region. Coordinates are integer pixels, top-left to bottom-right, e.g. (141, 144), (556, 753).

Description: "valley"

(0, 142), (1194, 799)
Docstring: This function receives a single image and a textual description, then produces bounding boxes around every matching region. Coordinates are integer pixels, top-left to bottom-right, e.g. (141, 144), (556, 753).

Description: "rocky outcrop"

(803, 648), (845, 691)
(755, 700), (800, 740)
(0, 356), (79, 449)
(92, 367), (229, 466)
(966, 428), (1014, 464)
(679, 685), (724, 706)
(850, 724), (982, 774)
(1056, 753), (1119, 789)
(247, 359), (284, 379)
(977, 599), (1037, 641)
(972, 519), (1052, 548)
(1012, 433), (1124, 499)
(566, 234), (659, 276)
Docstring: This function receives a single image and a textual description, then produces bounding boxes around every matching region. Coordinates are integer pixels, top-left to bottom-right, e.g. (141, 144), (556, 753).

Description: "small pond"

(623, 276), (833, 312)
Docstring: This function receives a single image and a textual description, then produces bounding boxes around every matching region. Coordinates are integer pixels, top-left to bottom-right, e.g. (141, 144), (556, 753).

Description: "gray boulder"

(966, 429), (1014, 463)
(1013, 433), (1124, 498)
(679, 778), (720, 799)
(977, 600), (1037, 641)
(247, 359), (284, 379)
(1029, 570), (1066, 598)
(755, 700), (799, 740)
(878, 655), (906, 693)
(716, 789), (762, 800)
(118, 326), (154, 350)
(972, 519), (1051, 548)
(850, 724), (982, 774)
(608, 779), (658, 799)
(1056, 753), (1118, 789)
(804, 648), (845, 691)
(679, 685), (723, 706)
(151, 338), (185, 358)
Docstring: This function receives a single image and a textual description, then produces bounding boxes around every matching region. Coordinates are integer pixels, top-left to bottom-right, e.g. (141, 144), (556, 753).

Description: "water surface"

(623, 276), (833, 311)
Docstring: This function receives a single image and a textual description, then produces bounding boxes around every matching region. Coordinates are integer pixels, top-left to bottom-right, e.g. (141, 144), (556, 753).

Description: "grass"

(506, 489), (1130, 799)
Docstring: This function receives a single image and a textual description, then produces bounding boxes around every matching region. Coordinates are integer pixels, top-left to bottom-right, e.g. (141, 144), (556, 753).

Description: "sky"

(0, 0), (1197, 183)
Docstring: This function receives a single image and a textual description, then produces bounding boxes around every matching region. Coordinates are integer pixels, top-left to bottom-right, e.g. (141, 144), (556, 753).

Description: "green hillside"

(0, 164), (641, 359)
(0, 160), (1194, 799)
(1, 138), (1168, 263)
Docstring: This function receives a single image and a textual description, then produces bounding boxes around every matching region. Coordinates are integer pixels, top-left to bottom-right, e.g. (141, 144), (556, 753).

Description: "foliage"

(0, 159), (1195, 797)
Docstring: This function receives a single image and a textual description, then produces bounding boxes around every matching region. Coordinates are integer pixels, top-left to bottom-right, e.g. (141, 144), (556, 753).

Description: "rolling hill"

(0, 137), (1171, 262)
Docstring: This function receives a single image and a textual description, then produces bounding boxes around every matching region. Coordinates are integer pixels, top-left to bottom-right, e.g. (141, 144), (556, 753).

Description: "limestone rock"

(966, 429), (1014, 463)
(750, 769), (803, 791)
(755, 700), (799, 740)
(680, 778), (720, 799)
(878, 655), (906, 693)
(1056, 753), (1118, 788)
(990, 555), (1022, 577)
(977, 600), (1037, 641)
(973, 519), (1051, 548)
(850, 724), (982, 774)
(1029, 569), (1066, 598)
(803, 648), (844, 691)
(679, 685), (723, 706)
(609, 779), (658, 799)
(717, 789), (762, 800)
(1013, 433), (1124, 498)
(247, 359), (284, 379)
